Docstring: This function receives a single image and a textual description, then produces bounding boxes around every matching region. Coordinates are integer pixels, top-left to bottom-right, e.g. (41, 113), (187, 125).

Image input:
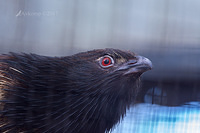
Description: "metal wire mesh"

(0, 1), (200, 133)
(111, 102), (200, 133)
(110, 77), (200, 132)
(138, 79), (200, 106)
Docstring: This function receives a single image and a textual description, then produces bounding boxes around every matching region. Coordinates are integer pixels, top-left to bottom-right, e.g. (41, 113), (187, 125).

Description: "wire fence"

(1, 1), (200, 133)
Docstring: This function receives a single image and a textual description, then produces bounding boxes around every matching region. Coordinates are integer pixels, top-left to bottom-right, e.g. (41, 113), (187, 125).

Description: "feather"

(0, 48), (152, 133)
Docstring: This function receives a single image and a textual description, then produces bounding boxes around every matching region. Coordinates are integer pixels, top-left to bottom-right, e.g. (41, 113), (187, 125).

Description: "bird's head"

(62, 48), (152, 131)
(65, 48), (152, 97)
(68, 48), (152, 78)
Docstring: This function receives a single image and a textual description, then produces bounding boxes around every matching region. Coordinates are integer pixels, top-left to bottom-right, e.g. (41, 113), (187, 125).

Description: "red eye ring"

(100, 55), (114, 68)
(102, 57), (111, 66)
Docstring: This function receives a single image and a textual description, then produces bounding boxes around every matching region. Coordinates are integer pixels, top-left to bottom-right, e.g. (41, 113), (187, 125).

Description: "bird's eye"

(100, 55), (114, 68)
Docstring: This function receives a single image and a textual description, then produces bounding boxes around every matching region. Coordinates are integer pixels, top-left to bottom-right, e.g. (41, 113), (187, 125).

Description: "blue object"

(111, 102), (200, 133)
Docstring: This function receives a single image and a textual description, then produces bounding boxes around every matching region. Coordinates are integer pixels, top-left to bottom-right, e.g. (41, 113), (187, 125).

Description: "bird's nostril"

(129, 62), (136, 65)
(128, 60), (137, 65)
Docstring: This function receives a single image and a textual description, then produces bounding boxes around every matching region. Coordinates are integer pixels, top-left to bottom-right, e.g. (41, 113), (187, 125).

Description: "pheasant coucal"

(0, 48), (152, 133)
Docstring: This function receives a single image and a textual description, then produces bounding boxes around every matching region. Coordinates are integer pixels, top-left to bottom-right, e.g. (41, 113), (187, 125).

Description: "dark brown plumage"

(0, 48), (152, 133)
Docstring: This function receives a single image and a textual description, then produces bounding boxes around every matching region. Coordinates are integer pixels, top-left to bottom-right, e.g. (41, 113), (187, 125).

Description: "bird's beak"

(117, 56), (153, 75)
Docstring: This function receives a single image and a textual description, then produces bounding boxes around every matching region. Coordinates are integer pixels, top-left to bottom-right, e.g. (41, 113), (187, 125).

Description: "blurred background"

(1, 0), (200, 133)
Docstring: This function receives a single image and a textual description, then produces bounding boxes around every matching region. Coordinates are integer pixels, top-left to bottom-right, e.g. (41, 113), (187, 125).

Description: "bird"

(0, 48), (152, 133)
